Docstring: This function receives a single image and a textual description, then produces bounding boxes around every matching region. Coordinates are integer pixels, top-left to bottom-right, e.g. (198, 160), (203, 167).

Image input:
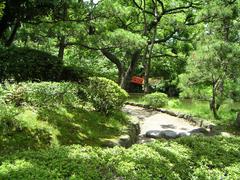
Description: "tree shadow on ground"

(38, 106), (127, 147)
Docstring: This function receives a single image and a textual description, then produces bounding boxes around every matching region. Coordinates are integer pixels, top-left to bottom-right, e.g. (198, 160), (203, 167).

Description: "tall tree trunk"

(216, 80), (224, 111)
(143, 50), (150, 93)
(143, 0), (158, 93)
(236, 112), (240, 128)
(143, 26), (157, 93)
(5, 21), (20, 47)
(210, 79), (219, 119)
(57, 2), (68, 60)
(58, 36), (66, 60)
(101, 49), (125, 85)
(120, 50), (141, 90)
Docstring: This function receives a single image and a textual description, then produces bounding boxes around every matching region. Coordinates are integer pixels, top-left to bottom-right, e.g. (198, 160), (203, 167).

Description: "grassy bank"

(0, 82), (129, 155)
(0, 105), (129, 155)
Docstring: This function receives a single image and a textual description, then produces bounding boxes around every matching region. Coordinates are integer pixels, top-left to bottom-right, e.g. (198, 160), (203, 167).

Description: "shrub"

(0, 136), (240, 179)
(60, 66), (87, 82)
(143, 92), (168, 108)
(87, 77), (128, 114)
(0, 47), (63, 82)
(167, 99), (181, 108)
(0, 82), (80, 108)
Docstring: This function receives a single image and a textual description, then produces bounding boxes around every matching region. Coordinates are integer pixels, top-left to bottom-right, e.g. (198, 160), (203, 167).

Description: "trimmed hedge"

(87, 77), (128, 114)
(0, 136), (240, 179)
(143, 92), (168, 108)
(0, 47), (63, 82)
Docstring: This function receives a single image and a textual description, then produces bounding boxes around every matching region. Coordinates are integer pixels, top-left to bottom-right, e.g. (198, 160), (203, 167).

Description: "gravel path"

(123, 105), (209, 142)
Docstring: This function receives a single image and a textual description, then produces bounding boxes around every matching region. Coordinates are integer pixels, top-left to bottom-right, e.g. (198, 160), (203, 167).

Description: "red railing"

(131, 76), (144, 85)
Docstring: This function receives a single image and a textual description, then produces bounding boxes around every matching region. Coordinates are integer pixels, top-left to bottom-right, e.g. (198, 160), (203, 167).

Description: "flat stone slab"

(146, 130), (191, 139)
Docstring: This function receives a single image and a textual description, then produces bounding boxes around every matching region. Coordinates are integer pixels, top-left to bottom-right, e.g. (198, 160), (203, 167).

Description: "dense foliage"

(0, 136), (240, 179)
(0, 47), (63, 82)
(0, 0), (239, 179)
(87, 77), (128, 114)
(0, 82), (79, 107)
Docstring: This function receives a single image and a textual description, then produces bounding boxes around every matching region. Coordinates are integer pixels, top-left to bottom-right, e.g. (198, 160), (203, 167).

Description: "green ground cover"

(0, 81), (129, 155)
(0, 136), (240, 179)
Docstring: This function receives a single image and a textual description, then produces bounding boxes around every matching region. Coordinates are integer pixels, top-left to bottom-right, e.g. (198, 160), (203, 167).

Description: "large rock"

(165, 110), (178, 117)
(146, 128), (208, 139)
(146, 130), (180, 139)
(189, 127), (209, 135)
(119, 135), (131, 147)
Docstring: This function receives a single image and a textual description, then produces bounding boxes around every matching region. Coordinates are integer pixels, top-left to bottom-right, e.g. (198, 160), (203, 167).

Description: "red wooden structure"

(131, 76), (144, 85)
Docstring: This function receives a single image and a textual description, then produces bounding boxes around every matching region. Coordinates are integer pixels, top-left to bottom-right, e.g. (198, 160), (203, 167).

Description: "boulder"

(102, 139), (120, 147)
(189, 127), (209, 135)
(146, 130), (162, 138)
(178, 131), (191, 137)
(165, 110), (178, 117)
(177, 113), (185, 118)
(146, 130), (179, 139)
(119, 135), (131, 147)
(163, 130), (179, 139)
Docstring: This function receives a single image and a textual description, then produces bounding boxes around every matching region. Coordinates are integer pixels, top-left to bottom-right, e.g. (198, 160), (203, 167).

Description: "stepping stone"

(146, 130), (179, 139)
(146, 130), (194, 139)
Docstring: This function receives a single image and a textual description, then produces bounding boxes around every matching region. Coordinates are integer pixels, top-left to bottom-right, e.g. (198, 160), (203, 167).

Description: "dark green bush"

(87, 77), (128, 114)
(143, 92), (168, 108)
(60, 66), (87, 82)
(0, 47), (63, 82)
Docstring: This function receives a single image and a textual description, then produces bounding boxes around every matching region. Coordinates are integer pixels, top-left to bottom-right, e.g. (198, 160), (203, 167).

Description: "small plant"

(87, 77), (128, 114)
(168, 99), (181, 108)
(143, 92), (168, 108)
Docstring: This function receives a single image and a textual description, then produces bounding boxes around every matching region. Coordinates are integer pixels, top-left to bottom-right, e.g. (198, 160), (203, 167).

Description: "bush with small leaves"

(88, 77), (128, 114)
(0, 82), (80, 108)
(0, 136), (240, 179)
(143, 92), (168, 108)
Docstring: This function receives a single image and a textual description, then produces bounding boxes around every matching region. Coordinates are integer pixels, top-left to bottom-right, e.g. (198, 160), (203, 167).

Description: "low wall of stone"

(102, 116), (141, 148)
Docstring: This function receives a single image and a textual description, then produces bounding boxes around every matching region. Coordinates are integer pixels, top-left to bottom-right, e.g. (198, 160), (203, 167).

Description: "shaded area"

(0, 106), (129, 156)
(38, 107), (128, 146)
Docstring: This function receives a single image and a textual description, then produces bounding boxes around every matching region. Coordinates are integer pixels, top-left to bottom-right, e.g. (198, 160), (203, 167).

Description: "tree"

(180, 39), (240, 118)
(0, 0), (61, 46)
(78, 0), (202, 90)
(4, 0), (204, 91)
(179, 0), (240, 118)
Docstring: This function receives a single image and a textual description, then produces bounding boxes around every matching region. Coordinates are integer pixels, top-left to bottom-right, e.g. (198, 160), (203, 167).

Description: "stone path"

(123, 105), (209, 143)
